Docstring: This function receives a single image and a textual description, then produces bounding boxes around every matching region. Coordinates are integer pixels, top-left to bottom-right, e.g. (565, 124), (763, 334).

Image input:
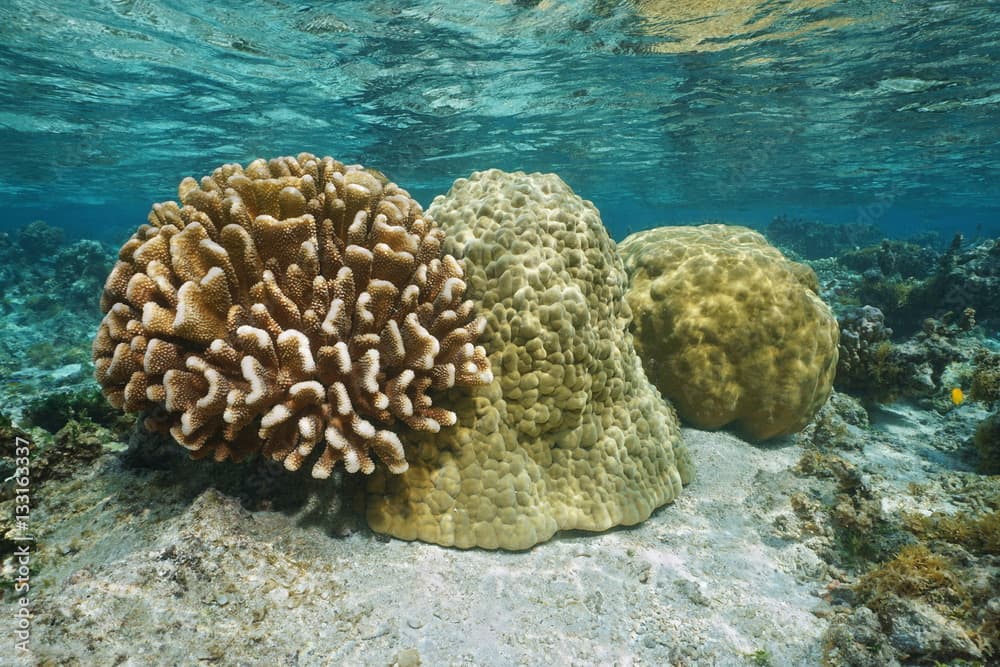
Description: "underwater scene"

(1, 1), (999, 665)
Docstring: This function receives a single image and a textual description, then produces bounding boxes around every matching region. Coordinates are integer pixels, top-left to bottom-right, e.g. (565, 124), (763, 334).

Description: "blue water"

(1, 1), (998, 243)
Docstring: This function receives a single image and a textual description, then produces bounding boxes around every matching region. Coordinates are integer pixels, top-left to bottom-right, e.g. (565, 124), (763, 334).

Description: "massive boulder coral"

(618, 224), (839, 440)
(93, 154), (492, 478)
(366, 170), (692, 550)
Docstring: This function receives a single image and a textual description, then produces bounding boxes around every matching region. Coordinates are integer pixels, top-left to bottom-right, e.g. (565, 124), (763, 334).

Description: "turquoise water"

(1, 1), (997, 243)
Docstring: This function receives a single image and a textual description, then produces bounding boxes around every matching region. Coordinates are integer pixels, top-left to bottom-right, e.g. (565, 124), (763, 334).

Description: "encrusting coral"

(366, 170), (692, 550)
(93, 154), (493, 479)
(618, 224), (839, 440)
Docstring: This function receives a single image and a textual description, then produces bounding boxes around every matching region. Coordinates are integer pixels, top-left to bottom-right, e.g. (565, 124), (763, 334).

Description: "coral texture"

(971, 349), (1000, 402)
(838, 240), (938, 280)
(836, 307), (970, 405)
(975, 411), (1000, 475)
(619, 224), (839, 440)
(836, 305), (896, 399)
(17, 219), (64, 258)
(838, 306), (893, 371)
(366, 170), (692, 550)
(93, 154), (492, 478)
(855, 235), (1000, 336)
(925, 236), (1000, 325)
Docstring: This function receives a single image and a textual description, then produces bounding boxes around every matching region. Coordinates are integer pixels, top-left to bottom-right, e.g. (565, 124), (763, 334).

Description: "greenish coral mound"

(17, 219), (64, 258)
(618, 224), (839, 440)
(365, 170), (692, 550)
(22, 387), (123, 434)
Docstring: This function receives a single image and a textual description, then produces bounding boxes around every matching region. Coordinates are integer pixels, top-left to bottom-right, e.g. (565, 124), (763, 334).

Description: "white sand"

(5, 427), (838, 666)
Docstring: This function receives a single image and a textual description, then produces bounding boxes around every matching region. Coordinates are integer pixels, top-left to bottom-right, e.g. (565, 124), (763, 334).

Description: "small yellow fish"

(950, 387), (965, 406)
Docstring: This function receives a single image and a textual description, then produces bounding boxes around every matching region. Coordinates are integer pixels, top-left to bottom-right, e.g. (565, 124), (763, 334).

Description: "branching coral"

(93, 154), (492, 478)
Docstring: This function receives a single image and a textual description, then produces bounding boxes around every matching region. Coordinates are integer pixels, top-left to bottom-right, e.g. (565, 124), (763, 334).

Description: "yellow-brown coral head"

(619, 224), (839, 440)
(93, 153), (492, 478)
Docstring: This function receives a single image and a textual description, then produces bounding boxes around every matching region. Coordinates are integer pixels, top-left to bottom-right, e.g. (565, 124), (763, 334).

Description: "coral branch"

(94, 154), (492, 477)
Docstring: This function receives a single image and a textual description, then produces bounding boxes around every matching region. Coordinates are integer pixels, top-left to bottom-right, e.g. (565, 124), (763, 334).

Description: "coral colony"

(95, 161), (695, 550)
(620, 224), (839, 440)
(93, 154), (493, 479)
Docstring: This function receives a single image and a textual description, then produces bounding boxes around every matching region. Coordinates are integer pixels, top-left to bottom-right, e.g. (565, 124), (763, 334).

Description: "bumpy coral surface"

(836, 305), (895, 398)
(366, 170), (692, 550)
(619, 224), (839, 440)
(971, 349), (1000, 402)
(93, 154), (492, 478)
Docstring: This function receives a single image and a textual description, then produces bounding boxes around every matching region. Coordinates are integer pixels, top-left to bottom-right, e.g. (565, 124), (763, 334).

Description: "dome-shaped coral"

(93, 154), (492, 478)
(619, 224), (839, 440)
(366, 170), (691, 550)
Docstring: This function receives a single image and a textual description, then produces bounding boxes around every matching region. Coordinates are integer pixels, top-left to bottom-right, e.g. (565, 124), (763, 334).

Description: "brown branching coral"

(93, 153), (492, 478)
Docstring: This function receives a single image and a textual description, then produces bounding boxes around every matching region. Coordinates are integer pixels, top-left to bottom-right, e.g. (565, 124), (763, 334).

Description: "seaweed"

(903, 511), (1000, 556)
(855, 544), (968, 608)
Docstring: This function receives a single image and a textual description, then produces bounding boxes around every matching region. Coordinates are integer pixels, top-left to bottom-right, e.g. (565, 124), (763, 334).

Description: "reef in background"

(764, 221), (1000, 666)
(0, 221), (114, 422)
(1, 199), (998, 664)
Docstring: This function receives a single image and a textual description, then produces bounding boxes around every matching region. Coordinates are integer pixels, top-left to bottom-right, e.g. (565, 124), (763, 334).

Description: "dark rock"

(822, 606), (900, 667)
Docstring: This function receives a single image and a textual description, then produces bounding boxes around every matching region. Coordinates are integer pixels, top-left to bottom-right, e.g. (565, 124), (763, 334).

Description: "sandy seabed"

(2, 400), (986, 667)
